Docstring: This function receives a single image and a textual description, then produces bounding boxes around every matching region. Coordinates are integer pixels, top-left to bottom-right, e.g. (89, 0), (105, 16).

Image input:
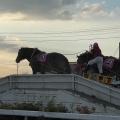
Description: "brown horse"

(16, 47), (71, 74)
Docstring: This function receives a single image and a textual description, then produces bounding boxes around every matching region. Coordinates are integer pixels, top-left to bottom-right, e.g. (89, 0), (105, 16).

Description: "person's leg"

(96, 57), (103, 74)
(97, 62), (103, 74)
(83, 59), (97, 73)
(88, 59), (97, 65)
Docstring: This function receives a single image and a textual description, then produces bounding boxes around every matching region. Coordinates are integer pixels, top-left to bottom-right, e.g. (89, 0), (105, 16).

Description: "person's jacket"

(91, 46), (102, 58)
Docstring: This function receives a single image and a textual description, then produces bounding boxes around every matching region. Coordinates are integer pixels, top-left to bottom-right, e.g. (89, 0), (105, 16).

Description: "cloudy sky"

(0, 0), (120, 77)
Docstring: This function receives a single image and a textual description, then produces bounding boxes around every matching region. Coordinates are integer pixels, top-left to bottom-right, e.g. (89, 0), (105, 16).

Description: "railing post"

(72, 74), (75, 91)
(9, 75), (12, 90)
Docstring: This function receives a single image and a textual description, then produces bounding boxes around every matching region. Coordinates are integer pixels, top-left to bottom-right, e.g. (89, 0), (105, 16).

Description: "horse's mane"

(21, 47), (39, 50)
(20, 47), (41, 52)
(77, 51), (93, 64)
(79, 52), (86, 56)
(104, 56), (116, 59)
(79, 51), (93, 58)
(79, 52), (117, 60)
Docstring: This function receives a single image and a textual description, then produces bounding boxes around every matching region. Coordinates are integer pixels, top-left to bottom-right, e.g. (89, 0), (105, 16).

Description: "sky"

(0, 0), (120, 77)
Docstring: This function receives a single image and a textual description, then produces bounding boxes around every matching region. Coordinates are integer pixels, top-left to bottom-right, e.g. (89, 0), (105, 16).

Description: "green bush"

(0, 101), (68, 120)
(14, 102), (42, 111)
(44, 101), (68, 112)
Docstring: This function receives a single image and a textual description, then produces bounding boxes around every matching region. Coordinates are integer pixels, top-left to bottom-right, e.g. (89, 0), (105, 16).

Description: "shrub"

(76, 105), (96, 114)
(44, 101), (68, 113)
(0, 101), (14, 109)
(15, 102), (43, 111)
(0, 101), (68, 120)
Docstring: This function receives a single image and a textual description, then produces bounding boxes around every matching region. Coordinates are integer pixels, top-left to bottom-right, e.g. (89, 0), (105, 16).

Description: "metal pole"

(89, 44), (92, 51)
(17, 64), (19, 74)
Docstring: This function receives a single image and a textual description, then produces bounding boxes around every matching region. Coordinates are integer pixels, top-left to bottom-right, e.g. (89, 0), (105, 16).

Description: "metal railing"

(0, 109), (120, 120)
(0, 74), (120, 107)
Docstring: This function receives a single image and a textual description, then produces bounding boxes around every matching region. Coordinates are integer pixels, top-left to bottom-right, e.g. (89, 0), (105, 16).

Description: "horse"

(16, 47), (71, 74)
(77, 51), (120, 78)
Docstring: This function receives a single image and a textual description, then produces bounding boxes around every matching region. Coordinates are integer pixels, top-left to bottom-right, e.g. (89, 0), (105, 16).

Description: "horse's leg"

(31, 65), (37, 74)
(40, 63), (46, 74)
(30, 62), (38, 74)
(40, 66), (45, 74)
(32, 68), (37, 74)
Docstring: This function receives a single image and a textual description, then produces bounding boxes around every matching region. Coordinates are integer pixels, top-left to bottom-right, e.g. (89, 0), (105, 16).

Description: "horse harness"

(29, 48), (65, 74)
(29, 48), (46, 72)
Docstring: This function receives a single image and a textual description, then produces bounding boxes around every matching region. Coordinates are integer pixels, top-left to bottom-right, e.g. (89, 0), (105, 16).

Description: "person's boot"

(83, 64), (90, 73)
(99, 73), (104, 76)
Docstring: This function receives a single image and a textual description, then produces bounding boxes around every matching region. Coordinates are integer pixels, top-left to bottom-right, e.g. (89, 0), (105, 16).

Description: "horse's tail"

(64, 58), (71, 74)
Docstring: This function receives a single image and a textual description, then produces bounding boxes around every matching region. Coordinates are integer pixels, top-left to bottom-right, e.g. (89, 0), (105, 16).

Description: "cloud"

(57, 10), (73, 20)
(74, 1), (120, 20)
(0, 36), (19, 52)
(0, 42), (19, 53)
(0, 0), (76, 21)
(61, 0), (76, 6)
(0, 12), (26, 21)
(0, 0), (119, 21)
(82, 2), (105, 12)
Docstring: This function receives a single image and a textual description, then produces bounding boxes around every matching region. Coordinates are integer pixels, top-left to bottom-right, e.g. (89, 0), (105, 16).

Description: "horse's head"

(16, 47), (40, 63)
(77, 51), (93, 64)
(16, 48), (26, 63)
